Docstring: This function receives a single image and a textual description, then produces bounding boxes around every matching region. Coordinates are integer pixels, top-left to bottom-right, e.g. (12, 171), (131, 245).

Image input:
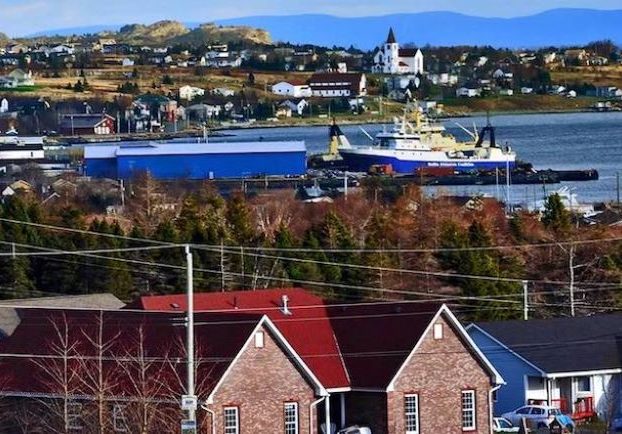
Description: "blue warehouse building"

(84, 141), (307, 179)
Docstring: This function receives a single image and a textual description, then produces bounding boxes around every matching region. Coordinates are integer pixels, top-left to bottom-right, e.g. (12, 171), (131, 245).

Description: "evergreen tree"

(542, 193), (571, 234)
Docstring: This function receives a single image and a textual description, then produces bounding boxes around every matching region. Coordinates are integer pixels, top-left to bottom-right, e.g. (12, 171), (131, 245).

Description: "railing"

(551, 397), (595, 421)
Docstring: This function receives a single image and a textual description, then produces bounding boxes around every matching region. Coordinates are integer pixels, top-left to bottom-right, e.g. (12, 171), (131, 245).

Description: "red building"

(59, 113), (116, 136)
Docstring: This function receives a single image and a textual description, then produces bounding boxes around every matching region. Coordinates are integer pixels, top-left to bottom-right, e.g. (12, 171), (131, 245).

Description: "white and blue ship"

(335, 107), (516, 173)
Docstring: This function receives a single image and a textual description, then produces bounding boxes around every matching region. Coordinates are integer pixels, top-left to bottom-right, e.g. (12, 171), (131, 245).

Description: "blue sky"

(1, 0), (622, 37)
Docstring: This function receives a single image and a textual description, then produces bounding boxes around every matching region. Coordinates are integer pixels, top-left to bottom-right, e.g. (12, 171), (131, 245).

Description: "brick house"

(130, 288), (503, 433)
(0, 309), (325, 433)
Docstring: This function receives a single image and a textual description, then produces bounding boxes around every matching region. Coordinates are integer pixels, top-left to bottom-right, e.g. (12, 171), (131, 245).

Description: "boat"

(337, 104), (516, 174)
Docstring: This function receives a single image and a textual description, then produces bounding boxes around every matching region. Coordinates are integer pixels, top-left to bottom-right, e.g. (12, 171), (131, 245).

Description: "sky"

(2, 0), (622, 37)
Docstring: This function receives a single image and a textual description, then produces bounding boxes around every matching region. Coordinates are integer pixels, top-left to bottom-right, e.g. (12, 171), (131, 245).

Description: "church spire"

(386, 27), (397, 44)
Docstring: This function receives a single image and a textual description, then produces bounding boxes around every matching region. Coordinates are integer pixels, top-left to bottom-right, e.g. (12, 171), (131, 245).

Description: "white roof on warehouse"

(84, 141), (306, 159)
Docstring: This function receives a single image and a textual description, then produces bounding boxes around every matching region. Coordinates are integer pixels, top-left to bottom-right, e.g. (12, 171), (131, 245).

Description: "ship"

(336, 105), (516, 174)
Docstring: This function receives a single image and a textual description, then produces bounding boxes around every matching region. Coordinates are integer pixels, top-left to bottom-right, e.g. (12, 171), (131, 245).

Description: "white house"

(372, 28), (424, 75)
(179, 85), (205, 101)
(456, 87), (481, 98)
(279, 99), (309, 116)
(50, 45), (74, 55)
(121, 58), (135, 67)
(211, 87), (235, 97)
(271, 82), (312, 98)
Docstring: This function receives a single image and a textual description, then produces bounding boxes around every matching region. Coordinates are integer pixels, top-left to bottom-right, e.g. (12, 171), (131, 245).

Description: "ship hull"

(339, 149), (516, 173)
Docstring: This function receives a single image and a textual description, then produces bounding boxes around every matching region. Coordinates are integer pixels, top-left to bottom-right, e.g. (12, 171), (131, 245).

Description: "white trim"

(387, 305), (504, 391)
(466, 323), (546, 376)
(461, 389), (477, 431)
(404, 393), (420, 434)
(224, 406), (239, 434)
(206, 316), (327, 404)
(326, 387), (351, 393)
(284, 401), (299, 434)
(547, 368), (622, 379)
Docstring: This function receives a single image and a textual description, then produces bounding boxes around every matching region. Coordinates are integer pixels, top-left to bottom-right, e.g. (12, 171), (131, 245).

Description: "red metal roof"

(128, 288), (351, 389)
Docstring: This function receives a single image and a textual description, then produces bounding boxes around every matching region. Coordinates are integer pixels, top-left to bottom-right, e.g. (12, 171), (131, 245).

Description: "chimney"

(281, 294), (291, 315)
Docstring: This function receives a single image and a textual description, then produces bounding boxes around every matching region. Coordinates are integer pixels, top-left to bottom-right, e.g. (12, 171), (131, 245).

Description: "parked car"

(501, 405), (575, 431)
(493, 417), (519, 432)
(337, 426), (371, 434)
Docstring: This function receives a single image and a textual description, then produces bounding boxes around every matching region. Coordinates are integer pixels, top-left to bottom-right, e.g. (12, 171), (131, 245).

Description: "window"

(284, 402), (298, 434)
(404, 394), (419, 434)
(576, 376), (592, 393)
(530, 407), (544, 415)
(461, 390), (476, 431)
(254, 331), (265, 348)
(113, 404), (128, 432)
(224, 407), (239, 434)
(67, 401), (83, 430)
(516, 407), (530, 415)
(433, 323), (444, 340)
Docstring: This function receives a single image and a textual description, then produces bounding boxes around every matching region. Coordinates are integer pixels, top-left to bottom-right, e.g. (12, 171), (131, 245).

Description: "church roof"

(386, 27), (397, 44)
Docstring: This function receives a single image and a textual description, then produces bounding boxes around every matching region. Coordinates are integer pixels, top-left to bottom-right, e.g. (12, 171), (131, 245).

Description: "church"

(372, 28), (424, 75)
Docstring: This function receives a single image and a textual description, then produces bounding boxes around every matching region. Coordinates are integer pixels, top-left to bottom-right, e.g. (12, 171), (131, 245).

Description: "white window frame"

(461, 390), (476, 431)
(433, 323), (444, 340)
(67, 401), (83, 430)
(254, 331), (265, 348)
(224, 406), (239, 434)
(404, 394), (419, 434)
(284, 402), (299, 434)
(113, 403), (128, 432)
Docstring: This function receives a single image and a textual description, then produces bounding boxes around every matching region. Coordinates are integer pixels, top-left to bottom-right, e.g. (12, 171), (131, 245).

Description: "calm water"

(215, 112), (622, 204)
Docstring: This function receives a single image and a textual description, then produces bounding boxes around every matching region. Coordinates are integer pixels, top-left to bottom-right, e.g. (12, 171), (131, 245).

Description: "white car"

(337, 426), (371, 434)
(501, 405), (575, 430)
(493, 417), (519, 433)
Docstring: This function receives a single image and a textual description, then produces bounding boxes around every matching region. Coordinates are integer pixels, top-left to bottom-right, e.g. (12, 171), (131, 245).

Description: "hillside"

(0, 32), (9, 45)
(115, 20), (190, 44)
(171, 23), (271, 46)
(215, 8), (622, 48)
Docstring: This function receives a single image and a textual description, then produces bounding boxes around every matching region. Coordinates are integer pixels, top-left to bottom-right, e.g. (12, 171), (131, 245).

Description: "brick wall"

(388, 314), (493, 434)
(205, 325), (318, 434)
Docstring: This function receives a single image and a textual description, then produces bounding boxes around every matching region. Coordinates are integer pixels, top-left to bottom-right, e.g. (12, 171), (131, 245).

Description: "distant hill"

(0, 32), (9, 45)
(171, 23), (271, 46)
(20, 21), (271, 47)
(26, 25), (120, 38)
(214, 9), (622, 48)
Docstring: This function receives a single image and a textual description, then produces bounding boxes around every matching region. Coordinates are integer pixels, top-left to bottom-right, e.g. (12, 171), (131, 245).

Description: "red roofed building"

(128, 288), (503, 433)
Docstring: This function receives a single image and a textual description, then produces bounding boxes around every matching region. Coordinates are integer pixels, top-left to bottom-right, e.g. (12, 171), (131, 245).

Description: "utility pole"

(181, 245), (197, 432)
(522, 280), (529, 320)
(343, 171), (348, 199)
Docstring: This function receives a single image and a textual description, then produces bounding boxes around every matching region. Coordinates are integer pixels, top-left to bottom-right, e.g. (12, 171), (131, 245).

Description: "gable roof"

(473, 314), (622, 376)
(127, 288), (350, 389)
(129, 288), (500, 391)
(59, 114), (114, 129)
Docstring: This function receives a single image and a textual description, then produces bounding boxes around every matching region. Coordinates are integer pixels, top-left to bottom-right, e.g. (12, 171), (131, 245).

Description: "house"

(456, 87), (482, 98)
(179, 85), (205, 101)
(587, 86), (622, 99)
(279, 98), (309, 116)
(468, 315), (622, 421)
(185, 103), (222, 120)
(128, 288), (503, 433)
(372, 28), (424, 75)
(308, 72), (367, 97)
(0, 308), (326, 433)
(121, 58), (134, 67)
(0, 69), (35, 88)
(271, 81), (312, 98)
(59, 113), (116, 136)
(211, 87), (235, 97)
